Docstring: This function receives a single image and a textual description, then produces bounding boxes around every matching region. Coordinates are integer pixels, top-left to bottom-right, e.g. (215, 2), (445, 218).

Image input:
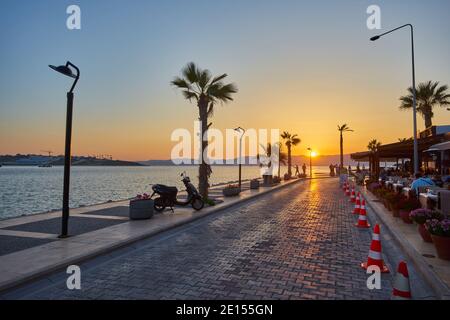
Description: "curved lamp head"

(49, 61), (80, 93)
(49, 65), (77, 79)
(370, 35), (380, 41)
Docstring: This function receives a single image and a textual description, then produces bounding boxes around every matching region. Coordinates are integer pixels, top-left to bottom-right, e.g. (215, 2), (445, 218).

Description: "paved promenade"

(2, 178), (434, 299)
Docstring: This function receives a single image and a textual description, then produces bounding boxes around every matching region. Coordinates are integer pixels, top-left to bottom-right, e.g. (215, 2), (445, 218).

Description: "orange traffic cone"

(360, 199), (367, 215)
(350, 189), (356, 203)
(361, 224), (389, 272)
(355, 203), (370, 229)
(392, 261), (411, 299)
(353, 192), (361, 214)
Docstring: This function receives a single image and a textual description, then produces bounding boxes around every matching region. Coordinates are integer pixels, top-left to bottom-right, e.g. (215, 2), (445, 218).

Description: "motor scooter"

(151, 172), (204, 212)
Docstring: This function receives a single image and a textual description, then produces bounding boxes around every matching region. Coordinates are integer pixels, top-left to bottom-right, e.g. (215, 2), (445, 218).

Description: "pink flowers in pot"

(135, 193), (151, 200)
(426, 219), (450, 260)
(409, 209), (442, 225)
(425, 219), (450, 237)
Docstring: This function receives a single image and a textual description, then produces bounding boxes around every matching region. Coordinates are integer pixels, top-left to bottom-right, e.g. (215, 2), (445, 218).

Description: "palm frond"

(171, 77), (192, 90)
(291, 137), (301, 145)
(182, 90), (198, 102)
(210, 73), (227, 85)
(182, 62), (199, 84)
(198, 69), (212, 92)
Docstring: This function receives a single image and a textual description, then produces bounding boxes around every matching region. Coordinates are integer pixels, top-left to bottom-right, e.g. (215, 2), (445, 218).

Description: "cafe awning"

(351, 133), (450, 161)
(423, 141), (450, 153)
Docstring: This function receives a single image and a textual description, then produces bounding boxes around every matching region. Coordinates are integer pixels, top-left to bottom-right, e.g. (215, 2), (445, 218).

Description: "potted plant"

(250, 179), (260, 190)
(409, 209), (442, 243)
(283, 173), (291, 181)
(273, 176), (281, 184)
(379, 190), (392, 210)
(390, 194), (407, 217)
(398, 198), (421, 224)
(222, 184), (241, 197)
(425, 219), (450, 260)
(129, 193), (154, 220)
(384, 191), (397, 211)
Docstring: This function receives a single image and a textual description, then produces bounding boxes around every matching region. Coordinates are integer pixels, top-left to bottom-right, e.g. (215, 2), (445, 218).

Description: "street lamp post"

(234, 127), (245, 188)
(307, 148), (313, 178)
(370, 24), (419, 175)
(49, 62), (80, 238)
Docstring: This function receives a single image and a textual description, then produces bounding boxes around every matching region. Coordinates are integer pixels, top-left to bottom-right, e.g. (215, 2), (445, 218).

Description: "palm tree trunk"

(424, 113), (432, 129)
(287, 145), (292, 176)
(198, 98), (209, 199)
(340, 132), (344, 170)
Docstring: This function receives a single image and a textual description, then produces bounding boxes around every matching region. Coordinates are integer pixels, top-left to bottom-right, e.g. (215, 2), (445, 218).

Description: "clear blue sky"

(1, 0), (449, 160)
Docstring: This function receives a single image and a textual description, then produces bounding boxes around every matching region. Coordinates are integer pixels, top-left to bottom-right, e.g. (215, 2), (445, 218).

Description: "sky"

(1, 0), (450, 161)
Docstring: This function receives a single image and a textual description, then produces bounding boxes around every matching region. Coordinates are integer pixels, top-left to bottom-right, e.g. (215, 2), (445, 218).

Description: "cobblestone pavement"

(3, 178), (421, 299)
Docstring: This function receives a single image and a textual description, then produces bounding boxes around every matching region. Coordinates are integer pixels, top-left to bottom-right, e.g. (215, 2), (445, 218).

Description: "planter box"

(262, 175), (273, 186)
(223, 187), (241, 197)
(431, 235), (450, 260)
(250, 179), (260, 190)
(417, 224), (433, 243)
(400, 210), (413, 224)
(129, 199), (154, 220)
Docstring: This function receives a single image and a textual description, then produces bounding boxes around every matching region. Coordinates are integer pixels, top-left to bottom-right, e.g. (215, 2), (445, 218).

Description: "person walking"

(302, 163), (307, 176)
(294, 164), (300, 177)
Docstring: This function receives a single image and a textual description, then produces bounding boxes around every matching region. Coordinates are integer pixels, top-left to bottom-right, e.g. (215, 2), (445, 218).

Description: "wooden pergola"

(351, 133), (450, 178)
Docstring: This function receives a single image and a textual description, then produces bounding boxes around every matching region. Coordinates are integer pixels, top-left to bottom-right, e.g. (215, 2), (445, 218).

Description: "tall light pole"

(307, 148), (313, 178)
(370, 24), (419, 175)
(234, 127), (245, 188)
(49, 61), (80, 238)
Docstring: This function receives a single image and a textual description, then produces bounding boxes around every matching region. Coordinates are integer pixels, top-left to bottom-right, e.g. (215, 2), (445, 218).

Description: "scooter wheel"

(153, 198), (166, 212)
(191, 198), (204, 211)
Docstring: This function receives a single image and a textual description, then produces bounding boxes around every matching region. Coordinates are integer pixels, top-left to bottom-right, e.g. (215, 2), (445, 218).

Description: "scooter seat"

(154, 184), (178, 195)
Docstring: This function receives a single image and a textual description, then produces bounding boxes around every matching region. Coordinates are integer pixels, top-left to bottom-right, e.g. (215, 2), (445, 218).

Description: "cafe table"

(419, 193), (438, 209)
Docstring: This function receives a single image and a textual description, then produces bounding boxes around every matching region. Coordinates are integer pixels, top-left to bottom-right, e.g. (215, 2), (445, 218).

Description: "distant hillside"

(50, 158), (143, 166)
(0, 154), (143, 166)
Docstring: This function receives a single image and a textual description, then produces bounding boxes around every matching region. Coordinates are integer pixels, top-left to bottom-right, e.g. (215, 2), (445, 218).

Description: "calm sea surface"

(0, 165), (330, 219)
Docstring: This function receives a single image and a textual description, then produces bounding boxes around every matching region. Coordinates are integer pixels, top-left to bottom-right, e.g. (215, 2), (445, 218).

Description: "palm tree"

(367, 139), (382, 177)
(367, 139), (381, 153)
(337, 124), (353, 171)
(399, 81), (450, 129)
(276, 142), (288, 178)
(171, 62), (237, 199)
(398, 137), (413, 143)
(258, 143), (287, 176)
(280, 132), (301, 177)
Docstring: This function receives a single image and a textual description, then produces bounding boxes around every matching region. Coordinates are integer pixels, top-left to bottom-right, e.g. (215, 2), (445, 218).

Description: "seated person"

(411, 173), (435, 194)
(443, 175), (450, 184)
(432, 175), (443, 188)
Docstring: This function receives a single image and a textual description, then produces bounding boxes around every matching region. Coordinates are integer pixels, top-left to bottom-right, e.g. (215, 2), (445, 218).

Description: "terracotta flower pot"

(417, 224), (433, 243)
(431, 235), (450, 260)
(400, 210), (413, 224)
